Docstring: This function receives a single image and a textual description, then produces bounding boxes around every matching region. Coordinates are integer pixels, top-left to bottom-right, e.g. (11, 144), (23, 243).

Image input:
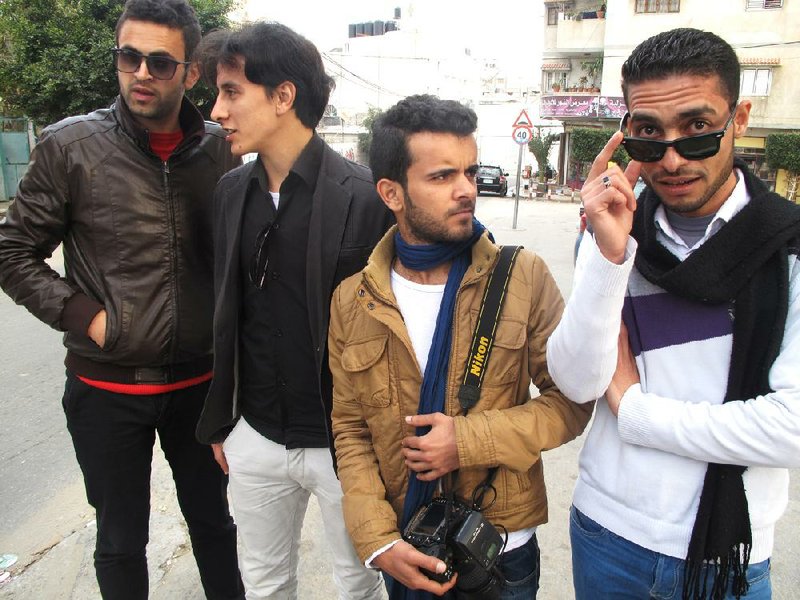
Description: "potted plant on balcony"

(551, 82), (561, 93)
(581, 56), (603, 90)
(578, 76), (588, 92)
(597, 3), (606, 18)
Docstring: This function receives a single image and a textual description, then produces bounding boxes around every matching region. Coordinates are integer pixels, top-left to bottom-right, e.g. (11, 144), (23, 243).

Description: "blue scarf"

(388, 218), (486, 600)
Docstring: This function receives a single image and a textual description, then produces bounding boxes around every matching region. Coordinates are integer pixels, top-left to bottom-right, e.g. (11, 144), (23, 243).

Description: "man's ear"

(376, 178), (404, 213)
(274, 81), (296, 116)
(184, 62), (201, 91)
(733, 99), (751, 138)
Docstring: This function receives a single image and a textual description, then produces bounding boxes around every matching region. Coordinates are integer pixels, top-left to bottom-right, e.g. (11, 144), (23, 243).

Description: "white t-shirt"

(390, 268), (445, 375)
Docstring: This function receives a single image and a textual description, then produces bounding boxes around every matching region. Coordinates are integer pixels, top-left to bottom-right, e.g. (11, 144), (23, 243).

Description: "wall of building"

(325, 28), (481, 118)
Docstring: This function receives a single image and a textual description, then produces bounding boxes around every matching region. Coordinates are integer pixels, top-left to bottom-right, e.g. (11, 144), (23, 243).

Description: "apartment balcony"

(555, 14), (605, 52)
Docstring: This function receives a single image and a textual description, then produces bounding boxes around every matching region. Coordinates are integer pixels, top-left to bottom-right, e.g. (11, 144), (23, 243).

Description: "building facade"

(541, 0), (799, 196)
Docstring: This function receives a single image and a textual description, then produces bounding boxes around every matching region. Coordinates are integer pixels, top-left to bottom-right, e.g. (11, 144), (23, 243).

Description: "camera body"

(403, 496), (504, 598)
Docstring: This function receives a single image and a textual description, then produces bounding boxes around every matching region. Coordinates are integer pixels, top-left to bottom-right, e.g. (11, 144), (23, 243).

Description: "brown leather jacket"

(329, 228), (593, 562)
(0, 97), (239, 380)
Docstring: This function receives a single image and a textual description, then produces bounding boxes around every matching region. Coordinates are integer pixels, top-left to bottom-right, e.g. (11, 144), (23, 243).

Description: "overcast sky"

(237, 0), (544, 78)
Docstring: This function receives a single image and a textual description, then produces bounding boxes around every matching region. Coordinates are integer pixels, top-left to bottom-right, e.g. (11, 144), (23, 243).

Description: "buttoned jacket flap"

(341, 335), (388, 372)
(491, 317), (527, 349)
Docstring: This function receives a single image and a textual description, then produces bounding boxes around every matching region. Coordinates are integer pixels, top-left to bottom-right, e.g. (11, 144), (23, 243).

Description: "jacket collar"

(113, 95), (206, 156)
(362, 225), (499, 301)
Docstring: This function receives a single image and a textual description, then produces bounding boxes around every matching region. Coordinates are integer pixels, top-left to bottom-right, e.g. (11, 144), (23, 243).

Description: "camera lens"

(454, 559), (502, 600)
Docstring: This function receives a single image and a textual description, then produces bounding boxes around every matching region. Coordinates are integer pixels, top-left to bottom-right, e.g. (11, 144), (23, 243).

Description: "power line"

(322, 53), (405, 98)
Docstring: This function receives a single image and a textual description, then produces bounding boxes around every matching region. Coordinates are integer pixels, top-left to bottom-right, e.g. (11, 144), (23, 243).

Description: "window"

(740, 68), (772, 96)
(547, 7), (559, 25)
(635, 0), (680, 12)
(544, 71), (567, 91)
(745, 0), (782, 9)
(478, 166), (502, 178)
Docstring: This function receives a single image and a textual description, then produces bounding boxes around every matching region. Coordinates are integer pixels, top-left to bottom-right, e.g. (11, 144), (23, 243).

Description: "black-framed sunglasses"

(249, 223), (273, 290)
(619, 107), (737, 163)
(111, 48), (190, 80)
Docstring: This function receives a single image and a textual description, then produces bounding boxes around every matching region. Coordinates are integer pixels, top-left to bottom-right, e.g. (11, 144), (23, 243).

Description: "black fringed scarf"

(630, 160), (800, 600)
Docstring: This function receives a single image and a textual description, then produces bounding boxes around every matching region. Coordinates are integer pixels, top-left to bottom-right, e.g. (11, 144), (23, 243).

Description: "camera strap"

(457, 245), (521, 412)
(452, 245), (521, 506)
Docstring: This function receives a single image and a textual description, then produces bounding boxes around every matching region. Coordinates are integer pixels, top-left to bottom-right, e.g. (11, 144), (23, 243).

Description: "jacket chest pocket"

(467, 313), (527, 389)
(341, 334), (391, 407)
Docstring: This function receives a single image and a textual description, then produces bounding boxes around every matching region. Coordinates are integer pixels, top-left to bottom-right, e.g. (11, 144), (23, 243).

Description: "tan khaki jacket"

(329, 227), (593, 562)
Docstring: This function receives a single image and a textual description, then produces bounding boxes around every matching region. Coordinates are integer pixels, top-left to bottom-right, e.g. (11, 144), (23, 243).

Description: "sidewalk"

(1, 446), (351, 600)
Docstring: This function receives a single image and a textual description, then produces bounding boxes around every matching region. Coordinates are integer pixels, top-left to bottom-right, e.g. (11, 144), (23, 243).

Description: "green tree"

(0, 0), (235, 127)
(184, 0), (238, 117)
(569, 127), (628, 184)
(527, 128), (558, 182)
(357, 107), (383, 163)
(570, 127), (629, 165)
(765, 133), (800, 202)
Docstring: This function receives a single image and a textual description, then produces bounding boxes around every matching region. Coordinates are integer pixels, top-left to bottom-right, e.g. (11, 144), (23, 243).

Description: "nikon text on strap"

(457, 245), (521, 412)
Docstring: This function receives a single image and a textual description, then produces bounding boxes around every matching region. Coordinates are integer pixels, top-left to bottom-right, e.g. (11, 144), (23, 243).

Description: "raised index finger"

(586, 131), (624, 183)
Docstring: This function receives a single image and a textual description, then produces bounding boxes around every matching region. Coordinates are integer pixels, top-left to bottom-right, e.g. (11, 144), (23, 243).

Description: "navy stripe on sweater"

(622, 293), (732, 356)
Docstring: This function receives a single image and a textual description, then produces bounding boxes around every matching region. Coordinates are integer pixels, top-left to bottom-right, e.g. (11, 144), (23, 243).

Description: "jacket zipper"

(163, 159), (180, 359)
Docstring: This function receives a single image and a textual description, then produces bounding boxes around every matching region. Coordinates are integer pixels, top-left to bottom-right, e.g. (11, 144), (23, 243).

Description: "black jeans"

(62, 371), (244, 600)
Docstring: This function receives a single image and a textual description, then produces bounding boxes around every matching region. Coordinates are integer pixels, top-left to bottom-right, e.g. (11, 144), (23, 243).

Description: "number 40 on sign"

(512, 126), (532, 145)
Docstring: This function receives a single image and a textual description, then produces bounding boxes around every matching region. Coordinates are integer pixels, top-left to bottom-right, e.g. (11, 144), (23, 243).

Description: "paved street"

(0, 196), (797, 599)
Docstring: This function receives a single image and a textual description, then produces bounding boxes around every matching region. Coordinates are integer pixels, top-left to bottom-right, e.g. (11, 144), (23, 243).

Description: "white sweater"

(547, 179), (800, 562)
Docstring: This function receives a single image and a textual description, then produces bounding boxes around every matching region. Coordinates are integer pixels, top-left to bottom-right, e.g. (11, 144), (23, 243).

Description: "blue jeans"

(570, 506), (772, 600)
(492, 531), (541, 599)
(386, 530), (540, 599)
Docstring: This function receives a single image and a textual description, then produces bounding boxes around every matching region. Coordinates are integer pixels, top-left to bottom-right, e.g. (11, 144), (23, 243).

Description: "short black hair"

(197, 22), (334, 129)
(369, 94), (478, 186)
(621, 28), (740, 108)
(116, 0), (201, 61)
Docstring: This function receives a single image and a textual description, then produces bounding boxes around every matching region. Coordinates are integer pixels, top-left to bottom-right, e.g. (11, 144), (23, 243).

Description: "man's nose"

(134, 57), (152, 80)
(211, 96), (226, 123)
(659, 145), (688, 172)
(456, 172), (477, 198)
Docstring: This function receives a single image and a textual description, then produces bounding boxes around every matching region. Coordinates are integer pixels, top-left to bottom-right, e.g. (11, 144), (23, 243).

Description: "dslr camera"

(403, 496), (504, 599)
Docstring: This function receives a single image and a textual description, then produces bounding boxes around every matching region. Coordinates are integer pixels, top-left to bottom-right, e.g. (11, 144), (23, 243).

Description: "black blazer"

(196, 142), (394, 445)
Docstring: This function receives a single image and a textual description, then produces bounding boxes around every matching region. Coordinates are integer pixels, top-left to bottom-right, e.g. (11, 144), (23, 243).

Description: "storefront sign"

(541, 95), (627, 119)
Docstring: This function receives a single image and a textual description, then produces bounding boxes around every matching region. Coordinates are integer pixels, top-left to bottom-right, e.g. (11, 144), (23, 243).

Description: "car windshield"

(478, 167), (501, 177)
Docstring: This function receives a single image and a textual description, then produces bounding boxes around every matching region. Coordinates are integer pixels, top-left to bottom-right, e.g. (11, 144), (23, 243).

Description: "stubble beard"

(403, 190), (474, 244)
(122, 74), (186, 126)
(656, 150), (735, 215)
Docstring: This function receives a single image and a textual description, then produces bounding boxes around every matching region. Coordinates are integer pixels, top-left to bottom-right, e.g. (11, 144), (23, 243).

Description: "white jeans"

(223, 417), (383, 600)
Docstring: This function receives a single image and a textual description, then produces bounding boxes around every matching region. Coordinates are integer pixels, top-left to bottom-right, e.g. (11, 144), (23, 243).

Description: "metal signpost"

(511, 110), (533, 229)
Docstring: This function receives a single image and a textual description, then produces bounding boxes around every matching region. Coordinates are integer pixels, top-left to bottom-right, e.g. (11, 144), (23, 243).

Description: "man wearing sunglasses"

(193, 22), (392, 599)
(0, 1), (243, 599)
(547, 28), (800, 599)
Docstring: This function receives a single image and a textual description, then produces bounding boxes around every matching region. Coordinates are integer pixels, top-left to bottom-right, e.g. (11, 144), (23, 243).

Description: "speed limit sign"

(512, 126), (532, 145)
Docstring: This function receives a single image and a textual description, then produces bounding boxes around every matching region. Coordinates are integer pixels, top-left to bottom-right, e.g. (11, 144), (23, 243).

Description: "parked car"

(476, 165), (508, 196)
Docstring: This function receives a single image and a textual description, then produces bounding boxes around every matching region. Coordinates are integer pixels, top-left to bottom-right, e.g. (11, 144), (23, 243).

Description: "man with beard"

(328, 94), (592, 598)
(0, 1), (243, 598)
(547, 28), (800, 599)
